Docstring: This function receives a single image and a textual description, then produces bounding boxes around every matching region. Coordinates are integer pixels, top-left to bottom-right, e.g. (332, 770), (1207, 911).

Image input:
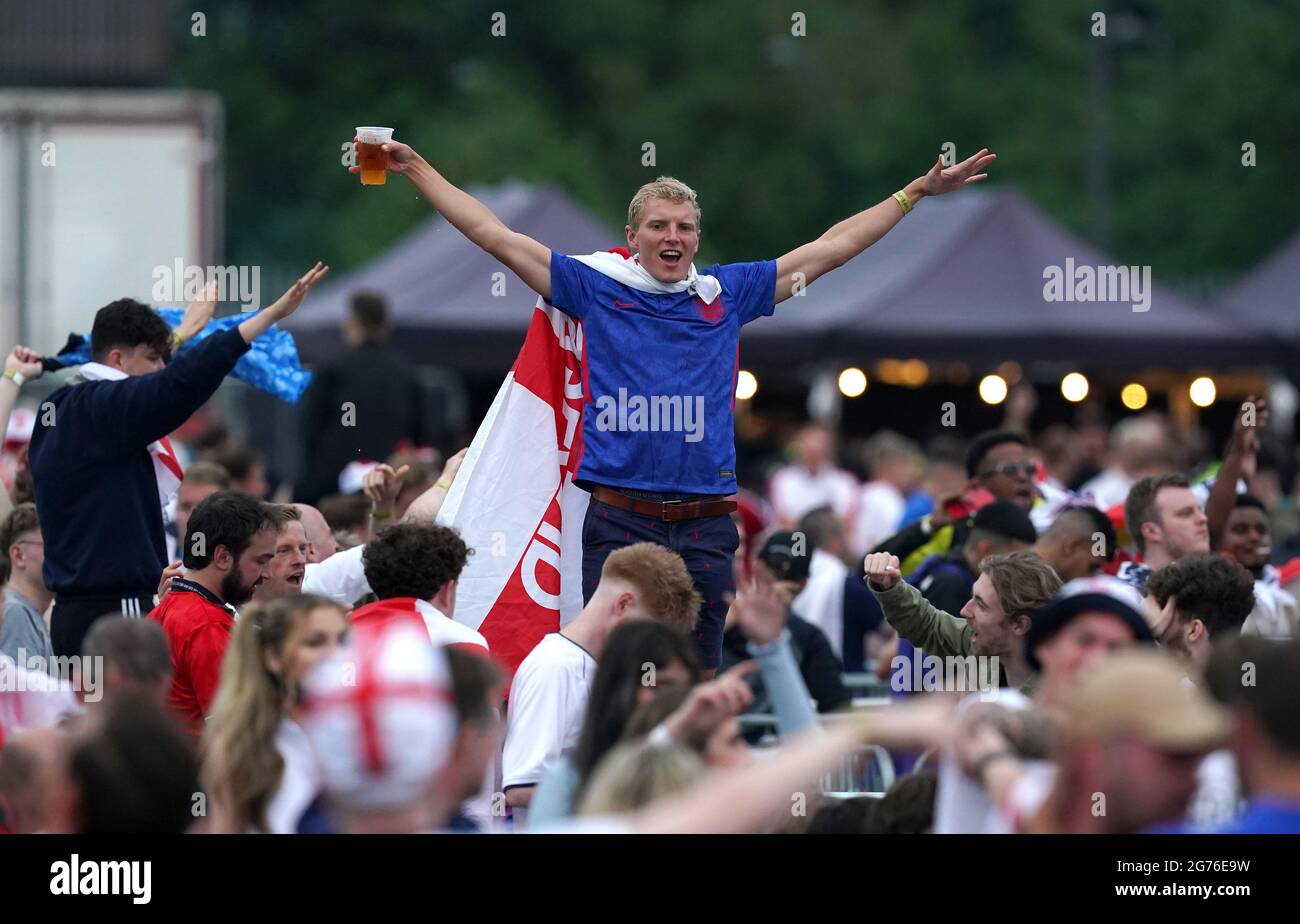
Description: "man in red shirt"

(149, 491), (278, 728)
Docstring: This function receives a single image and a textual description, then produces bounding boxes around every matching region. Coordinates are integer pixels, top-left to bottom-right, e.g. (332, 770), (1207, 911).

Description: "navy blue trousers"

(581, 494), (738, 669)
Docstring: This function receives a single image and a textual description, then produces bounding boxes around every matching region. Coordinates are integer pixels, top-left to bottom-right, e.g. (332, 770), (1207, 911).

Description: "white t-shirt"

(1079, 468), (1135, 511)
(502, 633), (596, 797)
(412, 600), (489, 651)
(934, 689), (1033, 835)
(853, 481), (905, 556)
(1243, 581), (1297, 639)
(769, 464), (859, 525)
(791, 549), (847, 660)
(301, 544), (372, 606)
(265, 718), (321, 834)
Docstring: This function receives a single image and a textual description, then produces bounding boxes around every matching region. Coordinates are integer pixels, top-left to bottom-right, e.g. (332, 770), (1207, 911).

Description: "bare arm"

(237, 262), (330, 344)
(353, 140), (552, 300)
(1208, 396), (1267, 549)
(1, 346), (43, 519)
(362, 463), (409, 536)
(773, 149), (995, 304)
(631, 696), (954, 834)
(403, 448), (466, 525)
(505, 786), (534, 809)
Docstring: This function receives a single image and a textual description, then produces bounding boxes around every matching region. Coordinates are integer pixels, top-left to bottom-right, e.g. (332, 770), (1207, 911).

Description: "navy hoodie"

(29, 328), (250, 596)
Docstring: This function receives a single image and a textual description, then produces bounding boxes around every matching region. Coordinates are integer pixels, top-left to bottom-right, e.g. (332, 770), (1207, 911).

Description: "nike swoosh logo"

(613, 299), (637, 308)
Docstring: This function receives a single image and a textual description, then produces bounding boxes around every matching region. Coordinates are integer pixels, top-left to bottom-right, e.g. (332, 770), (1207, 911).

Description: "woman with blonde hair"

(575, 739), (704, 816)
(203, 593), (348, 833)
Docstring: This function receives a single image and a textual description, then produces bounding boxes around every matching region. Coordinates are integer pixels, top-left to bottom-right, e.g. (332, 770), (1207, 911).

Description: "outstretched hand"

(724, 557), (788, 646)
(238, 261), (329, 346)
(177, 278), (221, 342)
(920, 148), (996, 197)
(661, 662), (758, 749)
(262, 261), (331, 323)
(350, 137), (422, 177)
(1231, 394), (1268, 456)
(363, 463), (409, 509)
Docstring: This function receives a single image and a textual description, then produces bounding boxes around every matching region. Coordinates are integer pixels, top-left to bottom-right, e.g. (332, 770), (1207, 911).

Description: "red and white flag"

(436, 301), (590, 675)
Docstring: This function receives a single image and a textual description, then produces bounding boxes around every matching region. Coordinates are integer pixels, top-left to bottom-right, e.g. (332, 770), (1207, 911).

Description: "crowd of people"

(2, 141), (1300, 836)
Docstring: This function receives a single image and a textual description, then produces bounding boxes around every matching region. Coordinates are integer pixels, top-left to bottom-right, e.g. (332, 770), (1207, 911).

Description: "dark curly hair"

(90, 298), (173, 362)
(362, 523), (471, 601)
(1144, 552), (1256, 638)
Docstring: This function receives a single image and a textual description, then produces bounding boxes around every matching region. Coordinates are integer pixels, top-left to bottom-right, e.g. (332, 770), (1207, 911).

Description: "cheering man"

(30, 263), (329, 656)
(359, 138), (994, 670)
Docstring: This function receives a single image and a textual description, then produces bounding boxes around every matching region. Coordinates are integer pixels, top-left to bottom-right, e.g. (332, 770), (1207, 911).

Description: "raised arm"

(1207, 395), (1267, 550)
(862, 552), (971, 658)
(84, 263), (330, 453)
(353, 139), (553, 300)
(403, 448), (466, 525)
(773, 148), (995, 304)
(236, 261), (330, 345)
(0, 345), (43, 519)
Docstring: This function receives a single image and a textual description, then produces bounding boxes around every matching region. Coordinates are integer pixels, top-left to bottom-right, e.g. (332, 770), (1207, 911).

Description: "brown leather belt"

(592, 486), (737, 522)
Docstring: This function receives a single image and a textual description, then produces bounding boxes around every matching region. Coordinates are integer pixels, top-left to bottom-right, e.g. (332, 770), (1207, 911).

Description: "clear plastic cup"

(355, 126), (395, 185)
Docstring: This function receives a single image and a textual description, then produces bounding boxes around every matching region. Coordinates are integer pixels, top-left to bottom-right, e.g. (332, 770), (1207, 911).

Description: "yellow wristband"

(170, 330), (185, 352)
(892, 190), (913, 216)
(435, 480), (452, 491)
(372, 508), (394, 520)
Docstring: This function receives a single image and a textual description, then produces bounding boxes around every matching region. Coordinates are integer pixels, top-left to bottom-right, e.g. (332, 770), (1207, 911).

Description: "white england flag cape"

(436, 249), (719, 674)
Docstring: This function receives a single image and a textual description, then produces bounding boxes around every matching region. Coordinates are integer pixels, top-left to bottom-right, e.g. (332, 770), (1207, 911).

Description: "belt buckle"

(660, 499), (682, 522)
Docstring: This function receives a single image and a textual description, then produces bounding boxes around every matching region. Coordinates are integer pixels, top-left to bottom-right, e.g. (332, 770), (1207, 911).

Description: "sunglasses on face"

(980, 462), (1037, 479)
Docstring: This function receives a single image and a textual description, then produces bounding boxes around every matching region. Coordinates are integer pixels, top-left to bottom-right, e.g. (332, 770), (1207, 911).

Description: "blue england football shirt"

(549, 252), (776, 494)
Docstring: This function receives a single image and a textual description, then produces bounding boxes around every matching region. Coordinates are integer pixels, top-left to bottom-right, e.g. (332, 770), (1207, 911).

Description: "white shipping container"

(0, 89), (222, 354)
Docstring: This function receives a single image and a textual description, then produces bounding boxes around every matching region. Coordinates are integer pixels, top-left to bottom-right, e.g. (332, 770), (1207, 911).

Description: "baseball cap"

(970, 499), (1037, 545)
(756, 531), (811, 582)
(299, 619), (457, 811)
(1025, 575), (1155, 670)
(1062, 649), (1231, 754)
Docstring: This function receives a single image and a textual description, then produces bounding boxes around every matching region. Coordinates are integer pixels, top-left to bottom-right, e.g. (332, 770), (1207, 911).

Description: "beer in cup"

(355, 126), (394, 186)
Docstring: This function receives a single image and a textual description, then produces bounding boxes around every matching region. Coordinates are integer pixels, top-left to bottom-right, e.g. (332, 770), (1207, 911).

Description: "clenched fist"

(863, 552), (902, 591)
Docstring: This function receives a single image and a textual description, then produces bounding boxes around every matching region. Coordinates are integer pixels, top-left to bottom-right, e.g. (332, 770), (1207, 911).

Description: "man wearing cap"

(910, 499), (1038, 616)
(1022, 574), (1156, 708)
(940, 579), (1161, 832)
(864, 549), (1061, 694)
(721, 531), (850, 719)
(965, 649), (1231, 834)
(299, 619), (460, 834)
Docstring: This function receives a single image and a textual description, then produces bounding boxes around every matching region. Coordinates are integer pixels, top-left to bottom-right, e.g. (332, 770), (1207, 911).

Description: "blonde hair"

(203, 593), (345, 832)
(601, 542), (702, 634)
(577, 739), (703, 816)
(626, 176), (701, 232)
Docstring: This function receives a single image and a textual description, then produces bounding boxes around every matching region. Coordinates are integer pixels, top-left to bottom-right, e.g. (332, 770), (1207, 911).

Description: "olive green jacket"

(867, 578), (1039, 696)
